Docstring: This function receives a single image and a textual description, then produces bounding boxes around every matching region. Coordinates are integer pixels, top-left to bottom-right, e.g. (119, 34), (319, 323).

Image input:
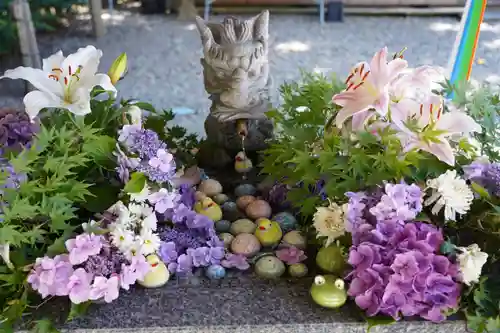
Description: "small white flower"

(126, 105), (142, 126)
(0, 243), (13, 270)
(424, 170), (473, 221)
(313, 199), (347, 247)
(129, 203), (153, 219)
(82, 219), (100, 233)
(129, 184), (150, 203)
(107, 201), (133, 227)
(142, 212), (158, 232)
(138, 229), (161, 256)
(122, 240), (142, 260)
(456, 244), (488, 286)
(110, 226), (135, 250)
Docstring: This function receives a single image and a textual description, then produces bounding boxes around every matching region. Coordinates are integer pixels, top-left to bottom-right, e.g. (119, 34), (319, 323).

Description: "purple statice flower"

(265, 182), (292, 210)
(0, 160), (27, 195)
(347, 221), (460, 322)
(221, 253), (250, 270)
(67, 268), (93, 304)
(484, 163), (500, 197)
(83, 243), (129, 277)
(187, 247), (211, 267)
(27, 254), (74, 298)
(65, 233), (104, 265)
(178, 184), (196, 208)
(369, 182), (423, 222)
(113, 145), (140, 183)
(275, 246), (307, 264)
(148, 148), (175, 173)
(176, 253), (194, 274)
(148, 188), (180, 214)
(463, 159), (489, 180)
(0, 107), (39, 156)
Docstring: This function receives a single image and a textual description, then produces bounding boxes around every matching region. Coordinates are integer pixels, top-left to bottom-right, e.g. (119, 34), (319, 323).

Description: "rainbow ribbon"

(447, 0), (487, 95)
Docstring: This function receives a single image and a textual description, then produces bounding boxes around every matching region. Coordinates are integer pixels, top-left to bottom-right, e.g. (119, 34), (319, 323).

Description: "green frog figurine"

(310, 275), (347, 309)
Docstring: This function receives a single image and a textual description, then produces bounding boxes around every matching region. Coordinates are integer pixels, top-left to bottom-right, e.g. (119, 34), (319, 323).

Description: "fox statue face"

(195, 11), (271, 122)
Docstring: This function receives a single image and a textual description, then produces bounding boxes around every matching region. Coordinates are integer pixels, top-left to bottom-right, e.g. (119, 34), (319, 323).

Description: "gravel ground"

(1, 11), (500, 135)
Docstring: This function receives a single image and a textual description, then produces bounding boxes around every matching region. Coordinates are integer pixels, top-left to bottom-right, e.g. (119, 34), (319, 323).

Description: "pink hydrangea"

(120, 255), (151, 290)
(89, 275), (120, 303)
(65, 233), (104, 265)
(27, 254), (74, 298)
(275, 246), (307, 264)
(67, 268), (93, 304)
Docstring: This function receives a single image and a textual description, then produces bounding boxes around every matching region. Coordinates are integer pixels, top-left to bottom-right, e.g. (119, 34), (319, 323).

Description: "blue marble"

(205, 264), (226, 280)
(272, 212), (298, 233)
(215, 220), (231, 233)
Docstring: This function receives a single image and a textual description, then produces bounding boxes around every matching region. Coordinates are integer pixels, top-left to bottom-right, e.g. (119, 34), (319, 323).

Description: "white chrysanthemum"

(456, 244), (488, 286)
(142, 212), (158, 231)
(130, 184), (150, 203)
(111, 226), (135, 250)
(108, 201), (133, 227)
(138, 229), (161, 256)
(82, 219), (100, 233)
(424, 170), (473, 221)
(313, 200), (347, 247)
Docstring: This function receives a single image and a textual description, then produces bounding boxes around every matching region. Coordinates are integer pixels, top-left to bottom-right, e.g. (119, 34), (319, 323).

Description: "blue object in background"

(171, 107), (196, 116)
(326, 1), (344, 22)
(205, 264), (226, 280)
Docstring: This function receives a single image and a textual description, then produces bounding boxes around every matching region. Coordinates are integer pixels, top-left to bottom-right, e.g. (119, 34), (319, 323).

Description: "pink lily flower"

(392, 95), (481, 166)
(333, 47), (407, 129)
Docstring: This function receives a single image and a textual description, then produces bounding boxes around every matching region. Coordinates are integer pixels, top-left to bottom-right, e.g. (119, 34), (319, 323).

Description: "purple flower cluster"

(28, 233), (150, 304)
(346, 184), (461, 322)
(463, 159), (500, 197)
(0, 160), (27, 195)
(0, 107), (39, 156)
(157, 191), (225, 274)
(117, 126), (176, 184)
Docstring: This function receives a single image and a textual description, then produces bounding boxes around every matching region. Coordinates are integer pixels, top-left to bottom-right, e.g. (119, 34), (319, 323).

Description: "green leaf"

(466, 312), (487, 333)
(82, 185), (121, 213)
(82, 135), (116, 168)
(133, 102), (156, 113)
(0, 226), (25, 246)
(486, 316), (500, 333)
(365, 315), (395, 333)
(66, 301), (91, 322)
(471, 182), (491, 199)
(124, 172), (147, 194)
(31, 319), (60, 333)
(440, 240), (457, 255)
(46, 229), (75, 257)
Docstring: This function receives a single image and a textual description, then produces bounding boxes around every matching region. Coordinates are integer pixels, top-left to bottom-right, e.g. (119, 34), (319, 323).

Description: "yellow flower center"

(345, 63), (377, 96)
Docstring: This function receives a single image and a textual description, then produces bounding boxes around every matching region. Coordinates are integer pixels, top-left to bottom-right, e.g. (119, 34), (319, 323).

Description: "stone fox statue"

(195, 11), (274, 169)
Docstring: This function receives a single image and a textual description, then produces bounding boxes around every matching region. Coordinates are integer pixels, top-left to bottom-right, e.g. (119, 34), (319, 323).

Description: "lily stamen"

(48, 74), (59, 81)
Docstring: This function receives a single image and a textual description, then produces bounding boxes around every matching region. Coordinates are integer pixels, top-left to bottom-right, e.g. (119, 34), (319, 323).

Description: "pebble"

(230, 233), (261, 257)
(213, 193), (229, 205)
(222, 201), (244, 221)
(272, 212), (298, 233)
(219, 233), (234, 248)
(198, 179), (223, 197)
(288, 263), (308, 278)
(205, 264), (226, 280)
(254, 256), (286, 279)
(236, 195), (256, 210)
(245, 200), (272, 220)
(234, 184), (257, 197)
(282, 231), (306, 250)
(215, 220), (231, 233)
(194, 191), (207, 201)
(230, 219), (256, 235)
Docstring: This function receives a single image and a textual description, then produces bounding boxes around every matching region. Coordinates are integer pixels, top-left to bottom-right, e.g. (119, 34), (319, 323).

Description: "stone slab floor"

(1, 9), (500, 136)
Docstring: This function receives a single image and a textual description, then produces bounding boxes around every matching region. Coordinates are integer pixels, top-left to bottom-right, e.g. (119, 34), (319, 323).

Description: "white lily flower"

(0, 45), (116, 120)
(0, 243), (14, 270)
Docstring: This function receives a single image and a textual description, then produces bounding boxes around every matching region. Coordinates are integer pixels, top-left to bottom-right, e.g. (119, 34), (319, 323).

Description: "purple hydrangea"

(346, 185), (461, 322)
(178, 184), (196, 208)
(65, 233), (104, 265)
(221, 253), (250, 270)
(0, 107), (39, 156)
(122, 128), (176, 184)
(82, 243), (129, 277)
(0, 160), (27, 195)
(463, 159), (500, 197)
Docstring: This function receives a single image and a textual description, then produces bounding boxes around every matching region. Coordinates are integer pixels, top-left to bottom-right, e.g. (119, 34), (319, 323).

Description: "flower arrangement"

(262, 47), (500, 331)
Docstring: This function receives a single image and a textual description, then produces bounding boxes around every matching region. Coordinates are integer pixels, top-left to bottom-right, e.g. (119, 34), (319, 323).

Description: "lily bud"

(108, 53), (128, 85)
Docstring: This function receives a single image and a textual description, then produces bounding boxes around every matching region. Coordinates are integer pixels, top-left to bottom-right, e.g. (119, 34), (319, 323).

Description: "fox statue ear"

(252, 10), (269, 41)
